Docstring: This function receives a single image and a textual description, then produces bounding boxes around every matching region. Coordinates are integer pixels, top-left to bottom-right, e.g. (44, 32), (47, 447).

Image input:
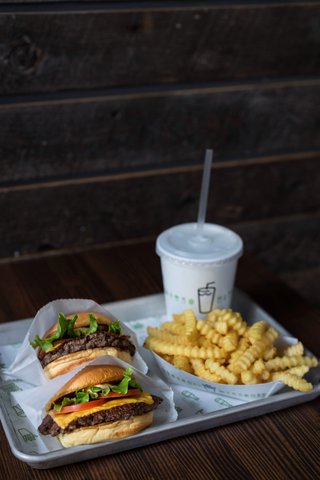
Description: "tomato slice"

(55, 389), (141, 414)
(56, 398), (107, 414)
(98, 389), (141, 399)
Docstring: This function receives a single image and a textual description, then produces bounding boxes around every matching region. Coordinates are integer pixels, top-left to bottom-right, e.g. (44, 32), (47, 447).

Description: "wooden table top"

(0, 241), (319, 479)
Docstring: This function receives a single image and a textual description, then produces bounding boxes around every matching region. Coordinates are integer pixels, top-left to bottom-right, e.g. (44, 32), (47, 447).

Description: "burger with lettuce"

(30, 311), (136, 379)
(38, 365), (162, 447)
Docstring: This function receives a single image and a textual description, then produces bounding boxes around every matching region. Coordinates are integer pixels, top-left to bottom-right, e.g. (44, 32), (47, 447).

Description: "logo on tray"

(17, 428), (38, 442)
(0, 382), (23, 394)
(12, 404), (26, 417)
(198, 281), (216, 313)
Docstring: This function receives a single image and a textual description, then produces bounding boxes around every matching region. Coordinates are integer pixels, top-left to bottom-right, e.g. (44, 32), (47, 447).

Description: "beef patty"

(39, 395), (162, 436)
(40, 331), (136, 367)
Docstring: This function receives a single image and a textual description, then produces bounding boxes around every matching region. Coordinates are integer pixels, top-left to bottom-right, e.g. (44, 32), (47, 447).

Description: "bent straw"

(196, 149), (214, 237)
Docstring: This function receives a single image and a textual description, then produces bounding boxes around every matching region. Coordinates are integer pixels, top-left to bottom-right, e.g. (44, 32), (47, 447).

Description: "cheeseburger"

(38, 365), (162, 447)
(30, 311), (136, 379)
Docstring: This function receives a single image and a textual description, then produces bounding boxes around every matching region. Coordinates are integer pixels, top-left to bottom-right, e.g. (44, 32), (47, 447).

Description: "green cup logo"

(195, 408), (204, 415)
(18, 428), (38, 442)
(215, 397), (233, 408)
(181, 390), (200, 401)
(131, 322), (144, 330)
(0, 382), (22, 394)
(12, 404), (26, 417)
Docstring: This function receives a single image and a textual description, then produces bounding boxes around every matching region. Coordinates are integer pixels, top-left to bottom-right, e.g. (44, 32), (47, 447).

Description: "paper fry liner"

(146, 336), (305, 400)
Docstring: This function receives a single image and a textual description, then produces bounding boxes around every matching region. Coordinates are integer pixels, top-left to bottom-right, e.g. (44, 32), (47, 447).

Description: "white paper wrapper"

(12, 356), (177, 452)
(4, 299), (148, 386)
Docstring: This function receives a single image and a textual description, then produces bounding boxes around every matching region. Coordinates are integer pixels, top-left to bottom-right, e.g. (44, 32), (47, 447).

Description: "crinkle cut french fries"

(144, 309), (318, 392)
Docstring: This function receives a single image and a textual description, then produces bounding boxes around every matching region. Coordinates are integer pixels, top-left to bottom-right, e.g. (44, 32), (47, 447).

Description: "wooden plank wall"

(1, 1), (320, 307)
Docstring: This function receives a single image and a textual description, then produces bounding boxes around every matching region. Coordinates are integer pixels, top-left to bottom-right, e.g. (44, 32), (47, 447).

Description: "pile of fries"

(144, 309), (318, 392)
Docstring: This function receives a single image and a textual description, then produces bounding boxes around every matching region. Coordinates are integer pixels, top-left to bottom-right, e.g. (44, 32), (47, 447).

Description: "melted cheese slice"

(42, 338), (68, 354)
(50, 393), (154, 429)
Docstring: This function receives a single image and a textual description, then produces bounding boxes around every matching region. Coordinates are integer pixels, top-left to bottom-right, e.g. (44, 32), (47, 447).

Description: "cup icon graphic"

(198, 282), (216, 314)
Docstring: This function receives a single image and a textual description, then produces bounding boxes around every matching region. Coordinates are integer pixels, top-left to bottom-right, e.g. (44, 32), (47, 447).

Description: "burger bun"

(44, 347), (132, 381)
(58, 412), (153, 447)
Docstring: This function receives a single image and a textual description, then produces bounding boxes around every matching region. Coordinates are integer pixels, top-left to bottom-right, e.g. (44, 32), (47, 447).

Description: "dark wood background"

(1, 1), (320, 308)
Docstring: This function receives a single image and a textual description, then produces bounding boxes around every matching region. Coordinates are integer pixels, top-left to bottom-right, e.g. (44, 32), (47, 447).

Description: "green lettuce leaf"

(108, 319), (121, 335)
(86, 386), (101, 399)
(53, 396), (73, 412)
(87, 314), (99, 335)
(74, 391), (90, 404)
(52, 368), (141, 410)
(111, 368), (134, 394)
(74, 314), (98, 337)
(30, 335), (52, 352)
(67, 314), (78, 336)
(102, 386), (111, 395)
(30, 312), (102, 351)
(30, 313), (73, 352)
(31, 312), (123, 352)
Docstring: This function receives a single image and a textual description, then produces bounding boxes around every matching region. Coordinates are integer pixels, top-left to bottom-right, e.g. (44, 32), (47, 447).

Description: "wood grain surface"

(1, 3), (320, 94)
(2, 82), (320, 183)
(0, 242), (319, 479)
(0, 152), (319, 269)
(1, 0), (319, 310)
(282, 267), (320, 308)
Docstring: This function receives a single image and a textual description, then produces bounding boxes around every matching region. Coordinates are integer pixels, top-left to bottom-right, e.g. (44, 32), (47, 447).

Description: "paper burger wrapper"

(5, 298), (148, 386)
(148, 336), (300, 401)
(12, 356), (177, 452)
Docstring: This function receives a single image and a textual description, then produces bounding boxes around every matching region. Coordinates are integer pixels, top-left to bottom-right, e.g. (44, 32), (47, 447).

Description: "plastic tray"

(0, 290), (319, 469)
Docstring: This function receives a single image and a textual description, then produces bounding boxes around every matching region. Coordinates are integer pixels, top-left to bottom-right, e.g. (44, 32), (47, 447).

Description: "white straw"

(197, 149), (213, 237)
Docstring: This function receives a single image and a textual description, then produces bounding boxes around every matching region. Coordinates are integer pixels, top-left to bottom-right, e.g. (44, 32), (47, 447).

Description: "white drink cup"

(156, 223), (243, 319)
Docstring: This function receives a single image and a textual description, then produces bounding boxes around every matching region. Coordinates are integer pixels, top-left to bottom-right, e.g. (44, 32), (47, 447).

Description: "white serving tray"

(0, 290), (319, 469)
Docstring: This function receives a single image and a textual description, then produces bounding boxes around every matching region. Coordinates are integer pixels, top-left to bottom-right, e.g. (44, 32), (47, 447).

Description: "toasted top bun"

(43, 311), (114, 339)
(46, 364), (126, 411)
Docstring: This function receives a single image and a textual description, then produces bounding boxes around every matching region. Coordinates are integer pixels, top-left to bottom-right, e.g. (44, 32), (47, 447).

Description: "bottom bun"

(43, 348), (132, 379)
(58, 411), (154, 447)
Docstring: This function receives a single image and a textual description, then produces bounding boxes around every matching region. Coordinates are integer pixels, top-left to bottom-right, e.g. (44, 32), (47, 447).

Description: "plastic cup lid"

(156, 223), (243, 265)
